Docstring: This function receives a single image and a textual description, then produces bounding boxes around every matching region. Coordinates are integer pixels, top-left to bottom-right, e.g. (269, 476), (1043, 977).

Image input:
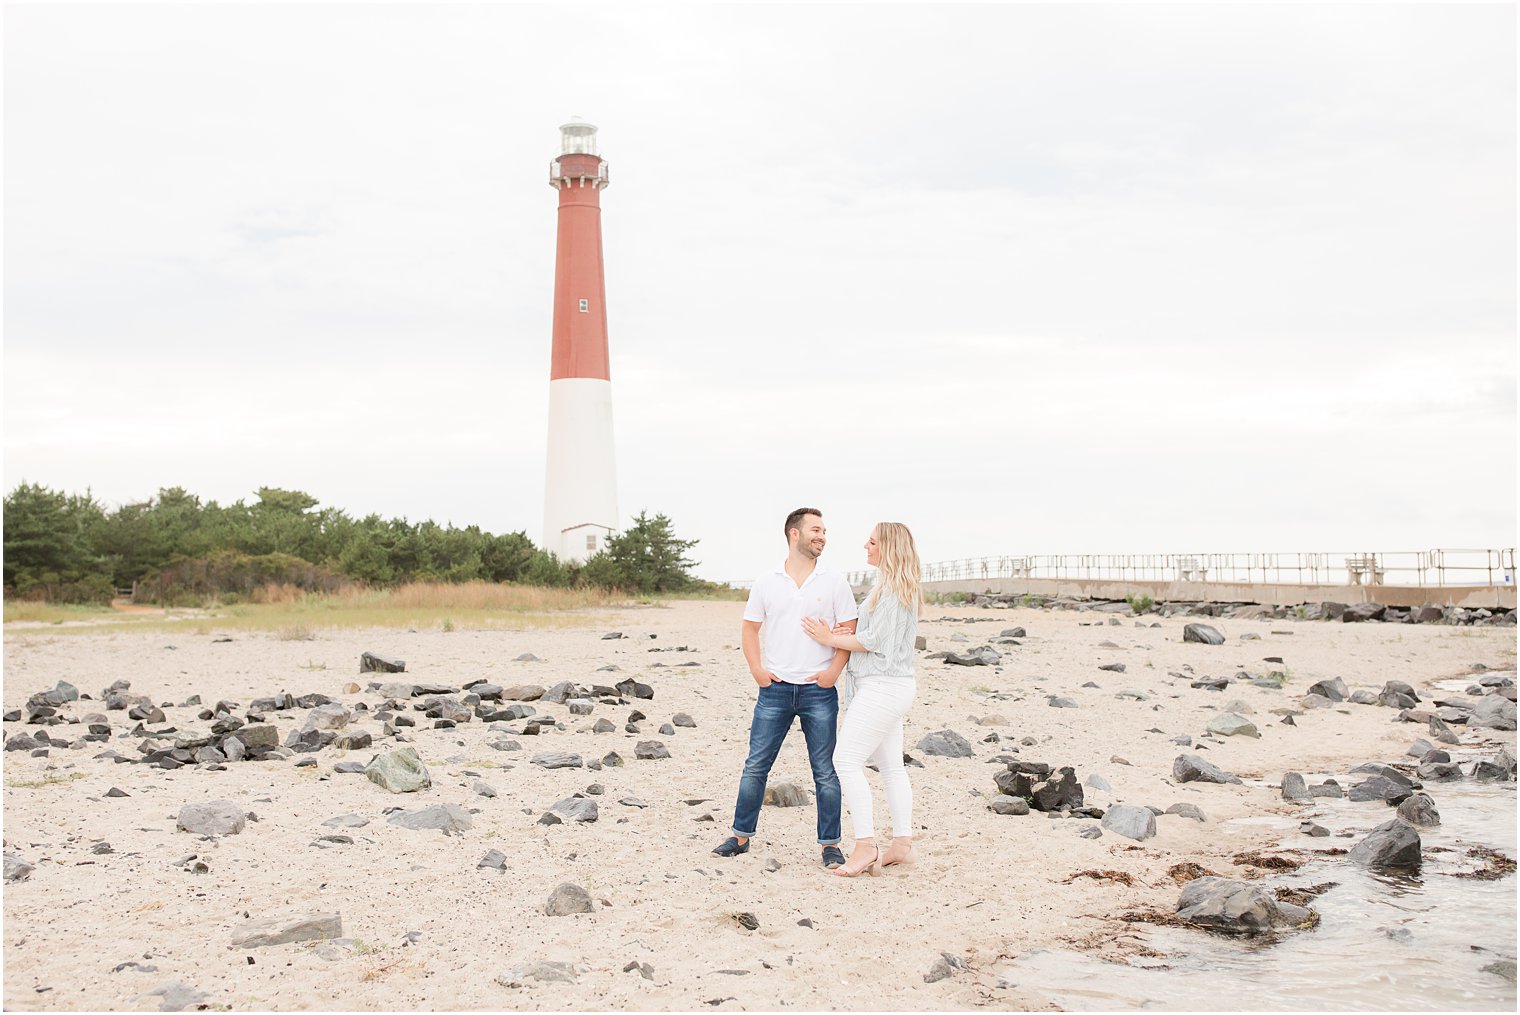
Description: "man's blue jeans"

(731, 680), (841, 845)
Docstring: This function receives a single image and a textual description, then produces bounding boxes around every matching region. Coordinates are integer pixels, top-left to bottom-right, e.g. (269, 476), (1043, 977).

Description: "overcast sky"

(4, 2), (1515, 582)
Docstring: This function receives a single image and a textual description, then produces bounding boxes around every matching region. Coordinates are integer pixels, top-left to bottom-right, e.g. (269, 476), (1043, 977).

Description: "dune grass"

(4, 581), (625, 636)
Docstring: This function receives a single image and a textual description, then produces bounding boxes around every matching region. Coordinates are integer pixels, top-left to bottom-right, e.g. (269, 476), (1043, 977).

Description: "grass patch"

(6, 581), (629, 636)
(298, 660), (328, 671)
(2, 602), (116, 624)
(6, 771), (87, 788)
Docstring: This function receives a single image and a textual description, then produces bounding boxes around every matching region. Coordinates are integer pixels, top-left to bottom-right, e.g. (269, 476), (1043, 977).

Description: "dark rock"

(1281, 772), (1310, 801)
(1348, 818), (1421, 869)
(672, 713), (697, 728)
(1343, 603), (1386, 623)
(1031, 767), (1083, 811)
(1416, 761), (1462, 782)
(1183, 624), (1226, 645)
(499, 685), (546, 701)
(1307, 677), (1348, 702)
(541, 681), (579, 705)
(1173, 754), (1242, 784)
(550, 798), (599, 823)
(284, 728), (334, 753)
(990, 796), (1030, 815)
(615, 678), (655, 700)
(1175, 877), (1312, 934)
(359, 653), (405, 673)
(1098, 663), (1126, 673)
(1166, 803), (1207, 822)
(1395, 793), (1440, 826)
(635, 741), (671, 761)
(1349, 776), (1413, 804)
(1309, 779), (1343, 798)
(334, 732), (372, 751)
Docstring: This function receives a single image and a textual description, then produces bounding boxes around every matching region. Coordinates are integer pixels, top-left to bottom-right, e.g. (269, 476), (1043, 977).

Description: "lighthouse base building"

(542, 119), (619, 563)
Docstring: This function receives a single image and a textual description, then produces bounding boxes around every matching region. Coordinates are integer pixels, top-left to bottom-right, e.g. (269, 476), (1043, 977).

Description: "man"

(712, 507), (858, 869)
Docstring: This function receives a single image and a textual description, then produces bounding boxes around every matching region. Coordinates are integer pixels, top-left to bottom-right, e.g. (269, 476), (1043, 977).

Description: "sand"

(2, 601), (1515, 1011)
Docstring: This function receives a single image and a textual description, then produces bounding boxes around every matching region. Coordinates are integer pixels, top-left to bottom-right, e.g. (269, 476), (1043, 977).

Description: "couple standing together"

(711, 507), (922, 877)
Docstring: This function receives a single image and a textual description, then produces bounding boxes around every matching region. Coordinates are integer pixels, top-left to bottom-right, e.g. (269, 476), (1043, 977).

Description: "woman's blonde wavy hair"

(866, 522), (922, 615)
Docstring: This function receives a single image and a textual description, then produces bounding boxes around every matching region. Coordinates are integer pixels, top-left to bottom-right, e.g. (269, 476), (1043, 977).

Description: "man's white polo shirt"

(743, 561), (859, 683)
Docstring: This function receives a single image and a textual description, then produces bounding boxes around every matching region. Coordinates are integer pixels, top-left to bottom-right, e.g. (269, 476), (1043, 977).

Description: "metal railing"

(838, 548), (1516, 590)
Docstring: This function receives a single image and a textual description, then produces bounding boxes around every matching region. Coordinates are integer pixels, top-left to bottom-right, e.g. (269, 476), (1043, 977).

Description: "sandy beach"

(3, 600), (1515, 1011)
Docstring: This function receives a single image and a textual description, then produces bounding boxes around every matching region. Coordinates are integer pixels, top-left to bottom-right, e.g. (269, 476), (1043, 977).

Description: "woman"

(801, 522), (921, 877)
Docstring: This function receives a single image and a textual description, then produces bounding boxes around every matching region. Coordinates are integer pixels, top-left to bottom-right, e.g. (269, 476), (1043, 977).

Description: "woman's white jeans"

(834, 676), (916, 841)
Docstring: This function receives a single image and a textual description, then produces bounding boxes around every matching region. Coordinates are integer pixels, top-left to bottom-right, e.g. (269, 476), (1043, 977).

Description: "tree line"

(2, 483), (706, 604)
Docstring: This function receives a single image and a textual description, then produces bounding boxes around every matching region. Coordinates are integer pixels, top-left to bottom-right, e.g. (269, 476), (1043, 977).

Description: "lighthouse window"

(578, 299), (589, 313)
(586, 534), (598, 551)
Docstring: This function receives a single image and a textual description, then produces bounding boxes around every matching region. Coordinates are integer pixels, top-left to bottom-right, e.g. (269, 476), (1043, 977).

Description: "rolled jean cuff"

(731, 826), (755, 838)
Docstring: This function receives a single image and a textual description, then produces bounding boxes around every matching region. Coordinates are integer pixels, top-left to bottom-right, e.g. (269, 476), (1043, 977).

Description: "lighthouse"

(542, 119), (619, 563)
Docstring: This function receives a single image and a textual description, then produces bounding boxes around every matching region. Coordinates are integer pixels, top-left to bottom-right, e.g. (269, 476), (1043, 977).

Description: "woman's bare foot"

(881, 836), (915, 867)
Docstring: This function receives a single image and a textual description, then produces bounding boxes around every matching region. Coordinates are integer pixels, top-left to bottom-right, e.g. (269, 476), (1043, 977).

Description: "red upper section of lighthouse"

(549, 149), (611, 381)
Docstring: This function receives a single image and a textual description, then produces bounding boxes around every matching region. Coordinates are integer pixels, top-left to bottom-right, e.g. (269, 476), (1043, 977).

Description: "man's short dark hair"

(784, 507), (822, 541)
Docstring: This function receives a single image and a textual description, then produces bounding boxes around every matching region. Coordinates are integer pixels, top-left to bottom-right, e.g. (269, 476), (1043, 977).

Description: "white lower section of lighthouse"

(542, 377), (619, 562)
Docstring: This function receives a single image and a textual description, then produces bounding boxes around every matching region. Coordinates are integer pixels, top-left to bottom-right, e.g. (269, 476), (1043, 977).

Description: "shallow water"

(1002, 758), (1517, 1011)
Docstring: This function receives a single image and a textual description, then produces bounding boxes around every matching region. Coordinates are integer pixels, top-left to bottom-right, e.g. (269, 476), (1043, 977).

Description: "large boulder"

(1100, 804), (1156, 841)
(1173, 754), (1242, 785)
(1183, 624), (1226, 645)
(1343, 603), (1386, 623)
(1175, 877), (1312, 934)
(1281, 772), (1310, 801)
(364, 747), (431, 793)
(1348, 818), (1422, 870)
